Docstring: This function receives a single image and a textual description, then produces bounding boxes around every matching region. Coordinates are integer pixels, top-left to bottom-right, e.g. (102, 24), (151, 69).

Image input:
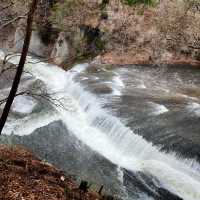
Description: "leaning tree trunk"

(0, 0), (38, 135)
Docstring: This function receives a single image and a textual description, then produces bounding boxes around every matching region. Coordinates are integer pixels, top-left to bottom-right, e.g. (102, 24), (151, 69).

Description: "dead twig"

(0, 12), (28, 30)
(0, 2), (14, 13)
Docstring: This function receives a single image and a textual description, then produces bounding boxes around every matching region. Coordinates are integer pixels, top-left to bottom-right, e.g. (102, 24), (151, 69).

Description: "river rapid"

(0, 50), (200, 200)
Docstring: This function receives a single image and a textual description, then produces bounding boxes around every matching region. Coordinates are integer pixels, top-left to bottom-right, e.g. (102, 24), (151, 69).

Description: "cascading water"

(1, 50), (200, 200)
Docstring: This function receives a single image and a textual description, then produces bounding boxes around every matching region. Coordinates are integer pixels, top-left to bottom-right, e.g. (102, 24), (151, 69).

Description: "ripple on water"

(148, 102), (169, 116)
(186, 102), (200, 117)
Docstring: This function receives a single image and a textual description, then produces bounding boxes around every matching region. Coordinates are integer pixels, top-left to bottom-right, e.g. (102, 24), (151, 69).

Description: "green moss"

(137, 8), (145, 15)
(122, 0), (157, 7)
(101, 11), (109, 20)
(193, 50), (200, 61)
(100, 0), (110, 10)
(95, 39), (106, 51)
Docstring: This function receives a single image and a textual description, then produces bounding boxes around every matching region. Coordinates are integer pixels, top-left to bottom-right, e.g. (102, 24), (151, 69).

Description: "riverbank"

(1, 49), (200, 200)
(0, 144), (106, 200)
(1, 0), (200, 67)
(93, 51), (200, 67)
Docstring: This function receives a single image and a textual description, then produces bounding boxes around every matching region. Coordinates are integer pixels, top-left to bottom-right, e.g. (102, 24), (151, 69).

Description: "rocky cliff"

(0, 0), (200, 66)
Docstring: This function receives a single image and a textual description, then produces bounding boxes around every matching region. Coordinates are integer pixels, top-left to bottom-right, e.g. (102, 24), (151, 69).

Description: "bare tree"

(0, 0), (39, 135)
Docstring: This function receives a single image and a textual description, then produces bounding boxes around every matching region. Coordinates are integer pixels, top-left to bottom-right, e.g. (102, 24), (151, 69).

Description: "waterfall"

(1, 50), (200, 200)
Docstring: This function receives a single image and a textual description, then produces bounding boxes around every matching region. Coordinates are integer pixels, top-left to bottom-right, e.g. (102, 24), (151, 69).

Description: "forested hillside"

(1, 0), (200, 66)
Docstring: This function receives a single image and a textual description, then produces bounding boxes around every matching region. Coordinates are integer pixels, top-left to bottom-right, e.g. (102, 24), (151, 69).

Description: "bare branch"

(0, 91), (27, 106)
(0, 90), (69, 112)
(0, 0), (39, 135)
(188, 45), (200, 50)
(0, 65), (16, 77)
(0, 12), (28, 30)
(0, 2), (14, 13)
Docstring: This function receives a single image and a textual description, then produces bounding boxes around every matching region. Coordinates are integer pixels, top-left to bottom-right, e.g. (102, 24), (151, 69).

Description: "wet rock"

(93, 85), (113, 94)
(13, 19), (26, 52)
(157, 188), (183, 200)
(51, 32), (70, 65)
(29, 31), (47, 57)
(13, 19), (47, 57)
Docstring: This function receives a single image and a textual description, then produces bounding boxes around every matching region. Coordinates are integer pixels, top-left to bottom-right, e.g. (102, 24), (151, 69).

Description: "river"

(0, 50), (200, 200)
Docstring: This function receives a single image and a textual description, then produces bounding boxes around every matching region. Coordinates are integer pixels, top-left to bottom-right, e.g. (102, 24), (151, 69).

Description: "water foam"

(1, 50), (200, 200)
(186, 102), (200, 117)
(137, 81), (147, 89)
(59, 68), (200, 200)
(12, 95), (37, 114)
(3, 110), (59, 136)
(110, 75), (124, 96)
(148, 102), (169, 116)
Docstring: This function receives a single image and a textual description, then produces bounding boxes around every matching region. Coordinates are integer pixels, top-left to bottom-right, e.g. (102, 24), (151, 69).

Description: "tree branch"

(0, 2), (14, 13)
(0, 0), (39, 135)
(0, 12), (28, 30)
(0, 91), (27, 106)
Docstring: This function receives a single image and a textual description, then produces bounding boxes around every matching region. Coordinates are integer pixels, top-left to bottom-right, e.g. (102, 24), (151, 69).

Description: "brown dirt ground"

(0, 145), (103, 200)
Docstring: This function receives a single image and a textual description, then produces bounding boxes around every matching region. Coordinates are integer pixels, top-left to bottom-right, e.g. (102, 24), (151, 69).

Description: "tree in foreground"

(0, 0), (39, 135)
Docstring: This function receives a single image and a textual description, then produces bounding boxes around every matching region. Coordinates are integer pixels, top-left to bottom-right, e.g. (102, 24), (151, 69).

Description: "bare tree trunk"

(0, 0), (38, 135)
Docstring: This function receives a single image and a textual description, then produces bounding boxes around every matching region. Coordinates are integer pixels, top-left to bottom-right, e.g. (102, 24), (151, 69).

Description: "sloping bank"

(0, 144), (111, 200)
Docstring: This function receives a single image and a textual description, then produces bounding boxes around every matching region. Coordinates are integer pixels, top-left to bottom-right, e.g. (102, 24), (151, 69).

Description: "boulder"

(13, 19), (47, 57)
(51, 32), (70, 65)
(29, 31), (47, 57)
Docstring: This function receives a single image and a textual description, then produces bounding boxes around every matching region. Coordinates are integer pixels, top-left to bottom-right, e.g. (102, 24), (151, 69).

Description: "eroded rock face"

(51, 32), (70, 65)
(29, 31), (47, 57)
(13, 19), (26, 52)
(13, 19), (47, 57)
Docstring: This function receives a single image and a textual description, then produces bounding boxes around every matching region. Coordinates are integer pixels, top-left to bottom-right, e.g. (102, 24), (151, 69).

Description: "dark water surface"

(0, 52), (200, 200)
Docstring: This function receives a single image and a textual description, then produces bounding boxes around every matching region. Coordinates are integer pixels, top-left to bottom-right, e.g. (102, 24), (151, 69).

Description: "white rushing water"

(148, 102), (169, 116)
(1, 50), (200, 200)
(186, 102), (200, 117)
(12, 95), (37, 114)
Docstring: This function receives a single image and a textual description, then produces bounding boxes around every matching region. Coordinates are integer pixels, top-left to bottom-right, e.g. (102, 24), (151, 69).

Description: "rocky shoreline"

(93, 52), (200, 67)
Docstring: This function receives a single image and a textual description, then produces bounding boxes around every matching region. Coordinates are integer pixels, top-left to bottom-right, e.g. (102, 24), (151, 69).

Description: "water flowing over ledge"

(1, 50), (200, 200)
